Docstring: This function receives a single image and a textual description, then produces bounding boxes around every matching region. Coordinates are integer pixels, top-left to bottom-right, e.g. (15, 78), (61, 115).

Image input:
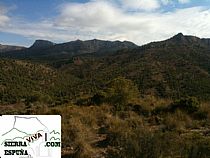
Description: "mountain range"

(0, 39), (137, 62)
(0, 33), (210, 104)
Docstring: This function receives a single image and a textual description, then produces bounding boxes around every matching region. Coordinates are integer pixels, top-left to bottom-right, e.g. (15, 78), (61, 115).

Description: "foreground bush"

(105, 77), (140, 111)
(170, 97), (200, 113)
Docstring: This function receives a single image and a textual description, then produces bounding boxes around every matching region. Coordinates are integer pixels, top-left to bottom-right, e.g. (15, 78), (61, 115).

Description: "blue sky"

(0, 0), (210, 46)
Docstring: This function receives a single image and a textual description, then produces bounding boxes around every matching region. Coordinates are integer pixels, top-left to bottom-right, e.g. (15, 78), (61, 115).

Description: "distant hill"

(0, 44), (25, 53)
(147, 33), (210, 48)
(0, 39), (137, 62)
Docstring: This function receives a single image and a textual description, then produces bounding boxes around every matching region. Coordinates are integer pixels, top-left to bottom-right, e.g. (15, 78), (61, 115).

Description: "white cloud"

(161, 0), (190, 5)
(56, 1), (121, 28)
(0, 6), (10, 27)
(178, 0), (190, 4)
(0, 1), (209, 46)
(120, 0), (160, 11)
(52, 1), (210, 44)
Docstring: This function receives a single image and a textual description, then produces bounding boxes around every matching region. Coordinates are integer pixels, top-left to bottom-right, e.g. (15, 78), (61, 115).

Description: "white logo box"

(0, 115), (61, 158)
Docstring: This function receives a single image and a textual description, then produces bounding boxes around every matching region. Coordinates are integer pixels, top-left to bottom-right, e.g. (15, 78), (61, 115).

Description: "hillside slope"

(59, 33), (210, 100)
(0, 59), (84, 104)
(0, 33), (210, 103)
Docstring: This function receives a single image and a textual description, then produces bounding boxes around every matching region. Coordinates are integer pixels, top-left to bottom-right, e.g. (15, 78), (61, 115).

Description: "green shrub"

(131, 104), (150, 116)
(90, 92), (106, 105)
(170, 97), (200, 113)
(193, 110), (208, 120)
(105, 77), (140, 111)
(152, 105), (169, 115)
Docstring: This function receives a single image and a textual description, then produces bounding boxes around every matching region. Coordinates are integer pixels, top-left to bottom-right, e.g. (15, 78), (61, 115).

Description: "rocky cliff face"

(29, 40), (55, 49)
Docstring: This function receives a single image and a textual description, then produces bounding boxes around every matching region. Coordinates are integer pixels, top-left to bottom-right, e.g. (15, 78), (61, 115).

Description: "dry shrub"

(163, 110), (195, 131)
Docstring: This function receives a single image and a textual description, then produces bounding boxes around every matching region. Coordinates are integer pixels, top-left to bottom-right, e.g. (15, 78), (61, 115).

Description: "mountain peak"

(176, 32), (184, 36)
(171, 33), (185, 41)
(167, 33), (203, 45)
(30, 40), (55, 49)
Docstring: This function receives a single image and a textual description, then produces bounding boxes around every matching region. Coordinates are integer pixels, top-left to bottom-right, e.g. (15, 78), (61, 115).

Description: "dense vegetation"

(0, 59), (85, 105)
(1, 82), (210, 158)
(0, 33), (210, 157)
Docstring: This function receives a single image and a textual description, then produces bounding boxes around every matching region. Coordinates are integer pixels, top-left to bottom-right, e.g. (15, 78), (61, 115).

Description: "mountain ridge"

(0, 39), (137, 62)
(0, 44), (25, 53)
(1, 33), (210, 51)
(146, 33), (210, 49)
(30, 40), (55, 49)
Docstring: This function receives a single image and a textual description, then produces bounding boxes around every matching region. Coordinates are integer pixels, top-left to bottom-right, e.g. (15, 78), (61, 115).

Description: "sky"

(0, 0), (210, 47)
